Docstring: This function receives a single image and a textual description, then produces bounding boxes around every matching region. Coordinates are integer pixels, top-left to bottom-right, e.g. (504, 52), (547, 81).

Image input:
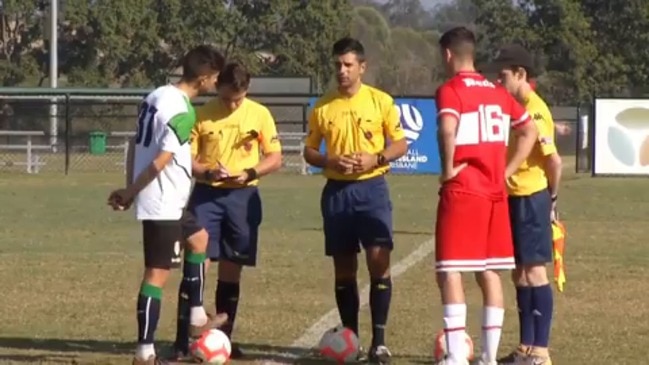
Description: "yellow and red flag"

(552, 220), (566, 292)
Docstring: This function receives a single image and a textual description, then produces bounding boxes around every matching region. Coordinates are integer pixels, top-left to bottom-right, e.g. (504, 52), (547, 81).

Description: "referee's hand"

(325, 154), (355, 174)
(205, 162), (230, 181)
(550, 199), (559, 222)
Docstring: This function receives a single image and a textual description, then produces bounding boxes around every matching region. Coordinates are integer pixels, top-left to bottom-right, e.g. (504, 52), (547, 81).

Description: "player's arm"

(190, 123), (210, 177)
(125, 137), (136, 186)
(250, 108), (282, 178)
(125, 113), (193, 200)
(379, 99), (407, 163)
(436, 85), (463, 179)
(537, 113), (562, 198)
(190, 107), (212, 177)
(302, 108), (327, 168)
(505, 99), (538, 178)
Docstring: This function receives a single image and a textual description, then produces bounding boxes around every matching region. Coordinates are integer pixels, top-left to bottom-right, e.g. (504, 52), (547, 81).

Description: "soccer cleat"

(435, 356), (469, 365)
(132, 355), (171, 365)
(475, 356), (497, 365)
(368, 345), (392, 364)
(526, 357), (552, 365)
(189, 312), (228, 338)
(356, 346), (368, 362)
(526, 349), (552, 365)
(497, 346), (529, 364)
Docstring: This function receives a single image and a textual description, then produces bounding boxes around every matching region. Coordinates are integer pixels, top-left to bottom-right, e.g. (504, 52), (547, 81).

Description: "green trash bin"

(89, 131), (107, 155)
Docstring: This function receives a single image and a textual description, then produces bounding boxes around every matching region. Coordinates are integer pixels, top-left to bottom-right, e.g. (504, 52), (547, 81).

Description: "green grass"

(0, 162), (647, 364)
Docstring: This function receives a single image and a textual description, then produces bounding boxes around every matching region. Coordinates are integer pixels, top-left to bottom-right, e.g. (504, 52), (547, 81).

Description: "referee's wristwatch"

(551, 194), (558, 202)
(376, 153), (387, 166)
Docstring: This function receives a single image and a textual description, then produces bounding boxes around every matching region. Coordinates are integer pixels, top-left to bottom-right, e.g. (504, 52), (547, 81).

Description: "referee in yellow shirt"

(303, 37), (407, 365)
(489, 45), (562, 365)
(172, 62), (282, 360)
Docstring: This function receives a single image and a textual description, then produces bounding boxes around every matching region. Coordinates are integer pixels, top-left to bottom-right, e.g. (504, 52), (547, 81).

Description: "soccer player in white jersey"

(107, 45), (226, 365)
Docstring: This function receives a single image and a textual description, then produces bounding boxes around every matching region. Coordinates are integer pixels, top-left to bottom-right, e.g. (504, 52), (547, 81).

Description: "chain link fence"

(0, 89), (589, 175)
(0, 91), (311, 174)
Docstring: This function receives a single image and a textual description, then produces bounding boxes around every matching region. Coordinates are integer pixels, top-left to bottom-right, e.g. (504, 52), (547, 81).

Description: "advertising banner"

(593, 98), (649, 175)
(306, 97), (440, 175)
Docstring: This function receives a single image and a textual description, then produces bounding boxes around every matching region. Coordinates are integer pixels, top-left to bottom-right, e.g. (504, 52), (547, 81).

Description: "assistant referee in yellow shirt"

(490, 44), (562, 365)
(303, 37), (407, 365)
(172, 62), (282, 360)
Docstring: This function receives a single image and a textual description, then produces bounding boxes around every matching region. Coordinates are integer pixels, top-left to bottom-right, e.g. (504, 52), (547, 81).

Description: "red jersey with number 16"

(436, 71), (530, 199)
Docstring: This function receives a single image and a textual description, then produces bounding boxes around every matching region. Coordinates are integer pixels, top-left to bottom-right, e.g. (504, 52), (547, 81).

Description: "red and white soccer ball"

(190, 329), (231, 364)
(433, 329), (474, 362)
(318, 325), (360, 363)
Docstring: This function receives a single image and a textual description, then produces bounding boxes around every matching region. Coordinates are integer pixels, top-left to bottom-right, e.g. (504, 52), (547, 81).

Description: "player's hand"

(550, 199), (559, 222)
(207, 162), (230, 181)
(107, 188), (133, 211)
(231, 171), (249, 185)
(352, 152), (378, 173)
(439, 163), (468, 183)
(325, 154), (356, 174)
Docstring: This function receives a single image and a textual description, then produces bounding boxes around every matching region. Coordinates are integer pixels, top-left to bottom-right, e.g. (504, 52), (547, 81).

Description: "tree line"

(1, 0), (646, 105)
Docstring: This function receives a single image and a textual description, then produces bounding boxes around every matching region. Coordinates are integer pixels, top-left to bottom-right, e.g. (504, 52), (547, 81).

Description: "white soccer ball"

(433, 329), (474, 362)
(318, 325), (360, 363)
(190, 329), (231, 364)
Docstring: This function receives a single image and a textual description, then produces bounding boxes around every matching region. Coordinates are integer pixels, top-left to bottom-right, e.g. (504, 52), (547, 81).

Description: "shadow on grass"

(0, 338), (432, 364)
(0, 353), (78, 363)
(0, 337), (135, 355)
(300, 226), (432, 236)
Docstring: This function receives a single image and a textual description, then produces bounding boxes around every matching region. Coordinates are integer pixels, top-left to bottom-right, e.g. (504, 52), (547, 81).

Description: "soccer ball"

(318, 325), (360, 363)
(433, 329), (474, 362)
(190, 329), (231, 364)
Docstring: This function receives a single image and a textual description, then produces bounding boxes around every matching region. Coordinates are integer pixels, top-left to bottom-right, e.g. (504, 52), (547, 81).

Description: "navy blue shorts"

(508, 189), (553, 265)
(320, 176), (393, 256)
(188, 183), (262, 266)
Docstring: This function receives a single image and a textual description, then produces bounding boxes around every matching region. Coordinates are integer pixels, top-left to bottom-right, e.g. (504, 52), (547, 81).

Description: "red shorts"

(435, 189), (515, 272)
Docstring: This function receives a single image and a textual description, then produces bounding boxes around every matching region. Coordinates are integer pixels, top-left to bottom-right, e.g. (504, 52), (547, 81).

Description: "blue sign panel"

(305, 97), (440, 174)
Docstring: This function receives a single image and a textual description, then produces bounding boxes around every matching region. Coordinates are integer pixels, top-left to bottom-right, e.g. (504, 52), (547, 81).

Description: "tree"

(384, 27), (440, 95)
(380, 0), (431, 29)
(350, 6), (392, 86)
(0, 0), (46, 86)
(271, 0), (353, 92)
(580, 0), (646, 95)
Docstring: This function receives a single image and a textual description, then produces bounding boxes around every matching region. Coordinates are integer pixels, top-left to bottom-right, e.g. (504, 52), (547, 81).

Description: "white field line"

(258, 238), (435, 364)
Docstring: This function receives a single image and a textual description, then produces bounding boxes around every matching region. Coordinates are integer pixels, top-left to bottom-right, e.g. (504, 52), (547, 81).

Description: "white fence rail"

(111, 131), (308, 175)
(0, 130), (308, 174)
(0, 131), (50, 173)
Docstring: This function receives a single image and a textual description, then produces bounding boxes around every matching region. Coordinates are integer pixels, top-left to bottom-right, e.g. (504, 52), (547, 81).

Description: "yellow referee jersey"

(507, 91), (557, 196)
(191, 98), (281, 188)
(305, 84), (405, 181)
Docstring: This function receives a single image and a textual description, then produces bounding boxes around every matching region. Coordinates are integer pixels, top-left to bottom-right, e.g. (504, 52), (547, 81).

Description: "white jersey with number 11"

(132, 85), (196, 221)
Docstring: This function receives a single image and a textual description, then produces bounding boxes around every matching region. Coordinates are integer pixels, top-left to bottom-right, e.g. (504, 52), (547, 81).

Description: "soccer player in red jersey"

(433, 27), (539, 365)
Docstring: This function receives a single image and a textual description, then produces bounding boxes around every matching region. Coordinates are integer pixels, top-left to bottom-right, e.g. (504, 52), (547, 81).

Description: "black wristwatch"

(551, 194), (558, 202)
(376, 153), (387, 166)
(244, 168), (258, 182)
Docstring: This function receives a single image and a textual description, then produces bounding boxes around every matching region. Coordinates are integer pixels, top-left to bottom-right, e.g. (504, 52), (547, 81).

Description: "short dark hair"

(493, 44), (537, 78)
(217, 62), (251, 92)
(439, 26), (476, 56)
(332, 37), (365, 61)
(181, 45), (226, 81)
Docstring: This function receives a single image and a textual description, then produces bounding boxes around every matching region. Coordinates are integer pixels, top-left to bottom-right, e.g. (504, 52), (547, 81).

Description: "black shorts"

(142, 210), (204, 270)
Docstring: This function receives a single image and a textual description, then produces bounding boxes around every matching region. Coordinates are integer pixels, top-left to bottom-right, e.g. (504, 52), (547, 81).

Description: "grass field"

(0, 161), (647, 365)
